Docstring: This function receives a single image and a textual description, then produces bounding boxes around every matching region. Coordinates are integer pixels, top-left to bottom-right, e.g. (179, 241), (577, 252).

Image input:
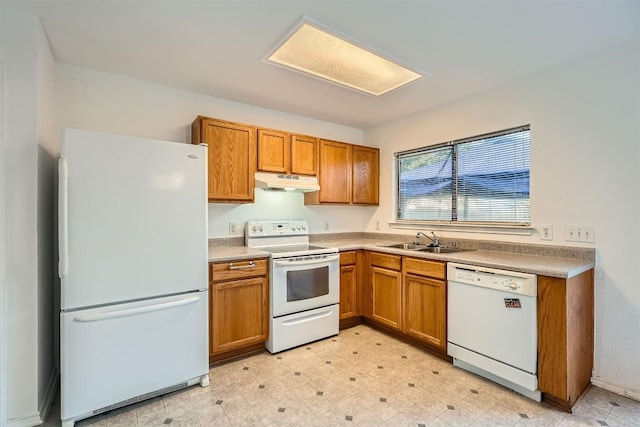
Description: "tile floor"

(42, 325), (639, 426)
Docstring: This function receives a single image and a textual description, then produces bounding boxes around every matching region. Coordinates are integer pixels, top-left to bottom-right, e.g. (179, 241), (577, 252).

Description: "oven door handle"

(273, 253), (340, 266)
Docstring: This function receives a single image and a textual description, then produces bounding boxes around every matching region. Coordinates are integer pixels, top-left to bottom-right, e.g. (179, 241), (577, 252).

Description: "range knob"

(251, 225), (257, 232)
(258, 225), (263, 232)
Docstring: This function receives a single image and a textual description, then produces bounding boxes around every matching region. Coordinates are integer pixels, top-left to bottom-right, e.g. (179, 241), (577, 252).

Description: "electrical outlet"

(375, 220), (380, 230)
(323, 221), (330, 232)
(565, 225), (595, 243)
(229, 222), (238, 235)
(540, 225), (553, 240)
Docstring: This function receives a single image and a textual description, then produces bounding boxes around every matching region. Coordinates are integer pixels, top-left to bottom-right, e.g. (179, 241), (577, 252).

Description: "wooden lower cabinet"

(402, 257), (447, 350)
(339, 251), (358, 321)
(356, 249), (593, 410)
(371, 266), (403, 330)
(209, 259), (268, 363)
(403, 274), (446, 349)
(538, 269), (594, 410)
(368, 252), (403, 330)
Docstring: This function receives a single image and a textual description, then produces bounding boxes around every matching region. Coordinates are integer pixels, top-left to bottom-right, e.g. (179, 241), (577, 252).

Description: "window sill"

(388, 221), (535, 236)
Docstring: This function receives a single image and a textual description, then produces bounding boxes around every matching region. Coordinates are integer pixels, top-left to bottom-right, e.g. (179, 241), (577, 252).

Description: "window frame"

(394, 125), (531, 227)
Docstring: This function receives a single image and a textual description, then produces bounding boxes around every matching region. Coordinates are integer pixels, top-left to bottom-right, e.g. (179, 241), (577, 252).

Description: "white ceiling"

(4, 0), (640, 129)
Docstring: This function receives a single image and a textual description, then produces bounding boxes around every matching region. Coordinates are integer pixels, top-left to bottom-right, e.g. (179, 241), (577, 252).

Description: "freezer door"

(60, 291), (208, 421)
(59, 129), (208, 309)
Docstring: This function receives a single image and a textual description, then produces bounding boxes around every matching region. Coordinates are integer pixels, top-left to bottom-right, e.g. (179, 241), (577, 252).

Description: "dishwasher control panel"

(448, 263), (537, 296)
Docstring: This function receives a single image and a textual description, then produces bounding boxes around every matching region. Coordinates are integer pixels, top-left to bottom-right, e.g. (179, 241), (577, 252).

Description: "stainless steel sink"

(379, 242), (472, 254)
(380, 243), (426, 250)
(417, 246), (471, 254)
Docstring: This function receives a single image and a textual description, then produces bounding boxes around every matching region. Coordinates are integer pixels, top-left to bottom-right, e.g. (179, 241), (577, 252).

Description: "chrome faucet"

(416, 231), (440, 247)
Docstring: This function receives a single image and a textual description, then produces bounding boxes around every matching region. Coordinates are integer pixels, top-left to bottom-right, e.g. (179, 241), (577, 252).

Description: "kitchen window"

(395, 125), (530, 225)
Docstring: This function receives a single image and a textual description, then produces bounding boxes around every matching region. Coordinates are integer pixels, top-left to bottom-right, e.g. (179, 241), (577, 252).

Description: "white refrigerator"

(58, 129), (209, 427)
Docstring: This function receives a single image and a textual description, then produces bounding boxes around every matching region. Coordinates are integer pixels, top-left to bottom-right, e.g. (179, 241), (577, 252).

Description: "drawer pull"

(228, 261), (256, 270)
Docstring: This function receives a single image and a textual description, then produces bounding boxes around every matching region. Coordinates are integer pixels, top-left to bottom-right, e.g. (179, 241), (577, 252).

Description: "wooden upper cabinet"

(305, 139), (379, 205)
(192, 117), (256, 203)
(291, 134), (318, 176)
(352, 145), (379, 205)
(306, 139), (352, 204)
(257, 129), (290, 174)
(257, 130), (318, 176)
(191, 115), (377, 205)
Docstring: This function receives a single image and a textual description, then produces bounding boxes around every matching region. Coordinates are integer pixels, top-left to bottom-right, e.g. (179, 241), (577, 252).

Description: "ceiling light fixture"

(266, 17), (423, 96)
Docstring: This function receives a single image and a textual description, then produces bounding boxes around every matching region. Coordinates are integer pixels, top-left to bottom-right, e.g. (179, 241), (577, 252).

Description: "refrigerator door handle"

(74, 296), (200, 322)
(59, 158), (69, 278)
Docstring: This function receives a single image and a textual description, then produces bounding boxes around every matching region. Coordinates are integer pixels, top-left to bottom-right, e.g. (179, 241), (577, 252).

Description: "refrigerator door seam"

(74, 296), (200, 322)
(59, 158), (69, 278)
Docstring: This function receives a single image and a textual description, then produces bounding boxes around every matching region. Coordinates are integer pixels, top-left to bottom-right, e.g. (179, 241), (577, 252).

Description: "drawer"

(340, 251), (357, 266)
(404, 257), (446, 280)
(369, 252), (401, 271)
(210, 259), (268, 282)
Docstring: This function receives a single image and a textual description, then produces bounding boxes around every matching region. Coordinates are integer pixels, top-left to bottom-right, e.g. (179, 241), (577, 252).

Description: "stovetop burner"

(260, 244), (331, 254)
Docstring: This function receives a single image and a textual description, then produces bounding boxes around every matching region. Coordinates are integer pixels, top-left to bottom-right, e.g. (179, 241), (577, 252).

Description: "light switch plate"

(564, 225), (595, 243)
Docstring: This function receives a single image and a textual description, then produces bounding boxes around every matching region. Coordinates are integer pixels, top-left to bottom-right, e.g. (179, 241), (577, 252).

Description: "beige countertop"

(209, 238), (594, 278)
(208, 246), (269, 262)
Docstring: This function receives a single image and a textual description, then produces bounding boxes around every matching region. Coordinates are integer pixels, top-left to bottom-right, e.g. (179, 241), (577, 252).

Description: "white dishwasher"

(447, 262), (541, 401)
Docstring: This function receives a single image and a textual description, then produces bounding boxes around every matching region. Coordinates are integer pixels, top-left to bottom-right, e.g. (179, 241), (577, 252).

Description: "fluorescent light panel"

(267, 21), (422, 96)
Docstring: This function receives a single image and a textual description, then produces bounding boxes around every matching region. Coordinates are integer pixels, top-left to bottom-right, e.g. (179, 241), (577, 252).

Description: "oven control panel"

(246, 220), (309, 237)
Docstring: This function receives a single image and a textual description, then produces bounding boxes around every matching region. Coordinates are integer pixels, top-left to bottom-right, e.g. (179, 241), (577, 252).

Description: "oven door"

(271, 253), (339, 317)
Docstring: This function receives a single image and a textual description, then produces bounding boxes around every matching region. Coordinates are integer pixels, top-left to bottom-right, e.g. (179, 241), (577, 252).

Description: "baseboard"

(591, 377), (640, 402)
(38, 369), (59, 423)
(5, 414), (43, 427)
(6, 370), (58, 427)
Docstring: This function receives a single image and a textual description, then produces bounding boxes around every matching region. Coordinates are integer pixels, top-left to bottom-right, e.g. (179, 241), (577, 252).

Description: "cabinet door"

(291, 134), (318, 176)
(403, 274), (446, 349)
(195, 118), (256, 202)
(210, 277), (267, 355)
(340, 264), (358, 319)
(318, 139), (352, 203)
(352, 145), (379, 205)
(371, 267), (402, 330)
(257, 129), (290, 174)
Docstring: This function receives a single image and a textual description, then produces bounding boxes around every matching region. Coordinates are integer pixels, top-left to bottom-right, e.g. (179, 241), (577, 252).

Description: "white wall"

(54, 63), (370, 237)
(1, 8), (58, 426)
(365, 40), (640, 397)
(208, 190), (376, 237)
(35, 15), (58, 419)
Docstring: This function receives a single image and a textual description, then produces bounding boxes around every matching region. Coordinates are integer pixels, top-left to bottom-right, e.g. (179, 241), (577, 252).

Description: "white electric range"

(246, 220), (340, 353)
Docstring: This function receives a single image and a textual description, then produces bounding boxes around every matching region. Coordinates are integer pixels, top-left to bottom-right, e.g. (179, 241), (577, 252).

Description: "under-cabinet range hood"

(255, 172), (320, 192)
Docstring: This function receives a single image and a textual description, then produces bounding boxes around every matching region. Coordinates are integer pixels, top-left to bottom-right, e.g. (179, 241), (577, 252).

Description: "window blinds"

(396, 126), (531, 225)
